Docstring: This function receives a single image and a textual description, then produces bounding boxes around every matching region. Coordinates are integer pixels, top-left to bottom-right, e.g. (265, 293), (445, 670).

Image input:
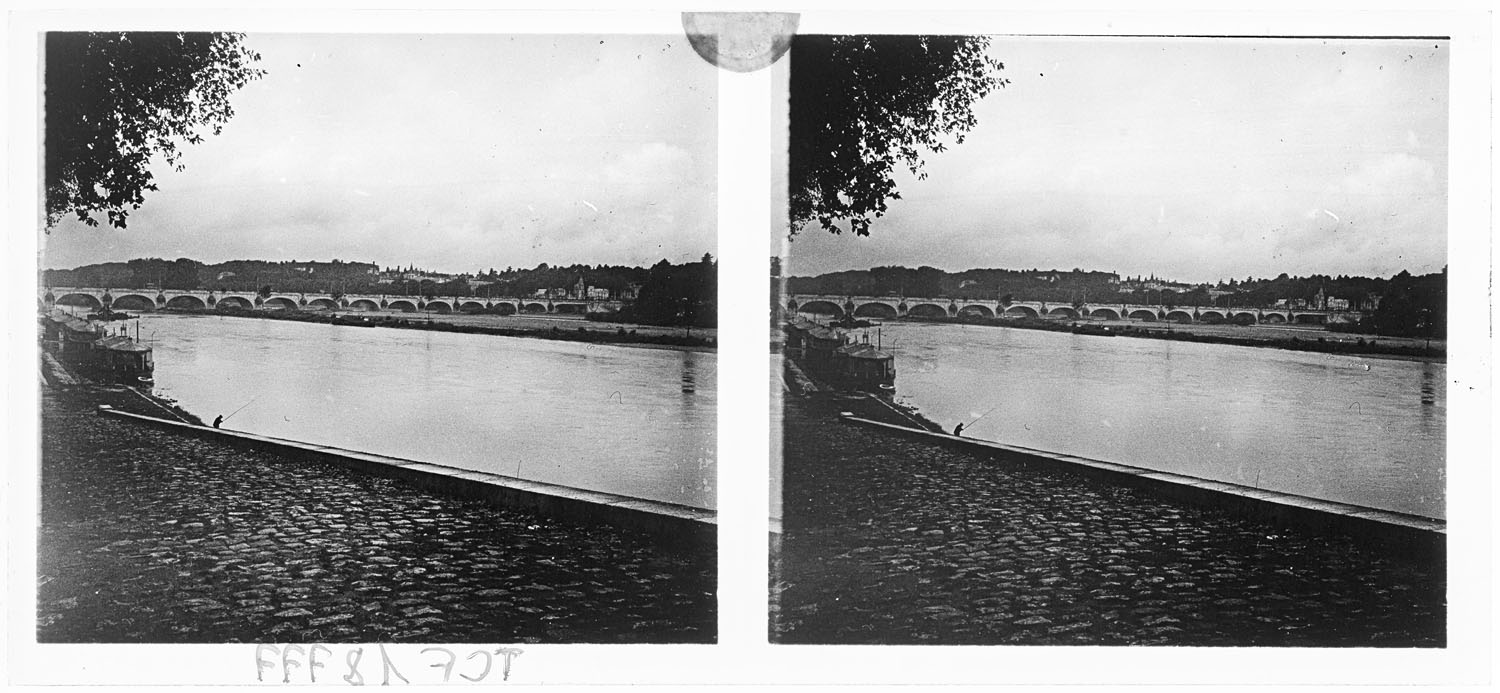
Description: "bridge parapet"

(42, 286), (627, 315)
(783, 293), (1356, 326)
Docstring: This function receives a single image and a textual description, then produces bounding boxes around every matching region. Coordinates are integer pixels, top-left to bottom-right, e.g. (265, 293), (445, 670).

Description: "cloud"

(42, 34), (716, 272)
(785, 39), (1448, 283)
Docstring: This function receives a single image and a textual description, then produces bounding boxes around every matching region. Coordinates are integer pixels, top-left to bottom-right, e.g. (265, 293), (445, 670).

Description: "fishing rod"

(963, 405), (999, 429)
(221, 394), (261, 422)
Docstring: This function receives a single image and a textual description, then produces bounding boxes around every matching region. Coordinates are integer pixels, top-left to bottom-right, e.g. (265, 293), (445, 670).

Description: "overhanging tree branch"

(44, 31), (265, 230)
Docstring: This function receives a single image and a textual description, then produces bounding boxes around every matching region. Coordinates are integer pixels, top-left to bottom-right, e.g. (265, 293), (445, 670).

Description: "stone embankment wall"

(100, 407), (715, 549)
(845, 415), (1443, 562)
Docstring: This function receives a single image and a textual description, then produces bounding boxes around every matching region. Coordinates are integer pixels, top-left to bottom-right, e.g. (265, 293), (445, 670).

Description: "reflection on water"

(868, 321), (1445, 519)
(682, 351), (698, 395)
(1420, 365), (1438, 406)
(136, 313), (716, 509)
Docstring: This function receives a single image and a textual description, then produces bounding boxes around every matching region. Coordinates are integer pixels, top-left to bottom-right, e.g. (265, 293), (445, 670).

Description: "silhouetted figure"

(213, 415), (224, 429)
(953, 422), (965, 437)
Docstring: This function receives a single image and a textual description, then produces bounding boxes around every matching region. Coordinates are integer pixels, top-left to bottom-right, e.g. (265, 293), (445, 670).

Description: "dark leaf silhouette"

(788, 35), (1006, 237)
(45, 32), (265, 230)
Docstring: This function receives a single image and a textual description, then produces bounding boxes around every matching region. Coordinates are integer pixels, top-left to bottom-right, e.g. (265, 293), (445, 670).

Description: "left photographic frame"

(34, 30), (718, 645)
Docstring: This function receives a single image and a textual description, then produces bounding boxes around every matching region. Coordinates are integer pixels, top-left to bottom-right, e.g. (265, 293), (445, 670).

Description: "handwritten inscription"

(255, 644), (523, 684)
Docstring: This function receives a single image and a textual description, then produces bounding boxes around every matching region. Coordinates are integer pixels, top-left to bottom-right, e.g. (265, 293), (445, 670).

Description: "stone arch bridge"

(784, 294), (1358, 326)
(42, 287), (625, 316)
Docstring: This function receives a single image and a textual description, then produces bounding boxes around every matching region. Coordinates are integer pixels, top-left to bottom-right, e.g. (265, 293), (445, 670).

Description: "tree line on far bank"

(785, 264), (1446, 339)
(45, 255), (718, 329)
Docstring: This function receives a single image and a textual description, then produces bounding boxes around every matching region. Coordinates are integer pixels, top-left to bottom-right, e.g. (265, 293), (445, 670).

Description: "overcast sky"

(41, 33), (717, 272)
(782, 37), (1449, 284)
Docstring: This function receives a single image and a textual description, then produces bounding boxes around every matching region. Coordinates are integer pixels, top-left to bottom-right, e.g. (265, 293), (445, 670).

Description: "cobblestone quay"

(771, 397), (1444, 646)
(38, 392), (714, 643)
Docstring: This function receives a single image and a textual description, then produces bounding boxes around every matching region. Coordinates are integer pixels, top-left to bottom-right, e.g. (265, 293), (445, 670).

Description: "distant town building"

(1326, 297), (1351, 311)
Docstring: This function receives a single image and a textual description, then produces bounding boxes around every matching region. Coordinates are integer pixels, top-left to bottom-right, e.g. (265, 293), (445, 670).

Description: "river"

(129, 313), (716, 510)
(826, 320), (1445, 520)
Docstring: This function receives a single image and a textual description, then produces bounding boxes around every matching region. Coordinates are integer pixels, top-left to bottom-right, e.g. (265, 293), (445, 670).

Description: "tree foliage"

(45, 32), (264, 229)
(788, 35), (1006, 237)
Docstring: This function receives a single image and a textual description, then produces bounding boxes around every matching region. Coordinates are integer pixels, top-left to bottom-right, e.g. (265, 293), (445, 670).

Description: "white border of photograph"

(5, 3), (1493, 688)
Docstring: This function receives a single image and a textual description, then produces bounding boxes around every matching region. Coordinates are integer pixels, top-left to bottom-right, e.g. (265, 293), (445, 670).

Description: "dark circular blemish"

(681, 11), (799, 73)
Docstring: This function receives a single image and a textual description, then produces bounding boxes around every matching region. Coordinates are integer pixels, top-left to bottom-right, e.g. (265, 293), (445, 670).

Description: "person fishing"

(214, 395), (260, 430)
(955, 406), (998, 438)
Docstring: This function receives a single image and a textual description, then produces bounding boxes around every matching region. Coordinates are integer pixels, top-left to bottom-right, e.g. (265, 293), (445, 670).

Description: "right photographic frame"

(770, 33), (1455, 647)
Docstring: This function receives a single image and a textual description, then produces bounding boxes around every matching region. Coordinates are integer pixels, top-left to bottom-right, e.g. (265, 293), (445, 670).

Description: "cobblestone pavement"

(38, 392), (714, 643)
(771, 398), (1444, 646)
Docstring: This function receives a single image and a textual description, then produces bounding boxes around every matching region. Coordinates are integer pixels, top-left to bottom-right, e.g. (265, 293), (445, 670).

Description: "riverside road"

(37, 392), (714, 644)
(771, 398), (1444, 646)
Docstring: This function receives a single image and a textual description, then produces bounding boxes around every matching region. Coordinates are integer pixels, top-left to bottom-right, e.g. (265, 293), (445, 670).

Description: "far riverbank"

(849, 314), (1445, 363)
(146, 306), (717, 352)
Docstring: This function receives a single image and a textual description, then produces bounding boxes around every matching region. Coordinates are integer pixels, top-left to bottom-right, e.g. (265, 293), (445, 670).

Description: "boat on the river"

(1069, 322), (1117, 337)
(86, 308), (133, 322)
(783, 317), (896, 393)
(40, 310), (155, 385)
(331, 313), (377, 327)
(831, 314), (880, 329)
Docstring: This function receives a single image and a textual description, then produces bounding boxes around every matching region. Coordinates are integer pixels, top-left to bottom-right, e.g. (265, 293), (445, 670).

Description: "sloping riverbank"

(36, 385), (716, 643)
(772, 396), (1444, 645)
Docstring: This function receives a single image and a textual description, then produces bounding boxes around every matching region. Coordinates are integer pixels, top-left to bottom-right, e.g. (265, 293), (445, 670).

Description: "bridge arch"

(1165, 310), (1194, 323)
(906, 303), (947, 319)
(852, 302), (897, 319)
(1002, 305), (1039, 319)
(522, 302), (548, 314)
(1128, 309), (1158, 321)
(1197, 310), (1226, 324)
(55, 293), (103, 310)
(165, 295), (207, 310)
(306, 297), (339, 310)
(798, 300), (843, 318)
(1046, 307), (1081, 320)
(958, 304), (994, 318)
(348, 299), (379, 311)
(493, 302), (518, 316)
(1231, 311), (1258, 325)
(1261, 313), (1287, 324)
(217, 296), (254, 310)
(554, 303), (586, 314)
(387, 299), (417, 313)
(111, 294), (155, 311)
(425, 300), (453, 314)
(263, 297), (298, 310)
(1293, 313), (1327, 325)
(1089, 307), (1121, 320)
(459, 301), (486, 313)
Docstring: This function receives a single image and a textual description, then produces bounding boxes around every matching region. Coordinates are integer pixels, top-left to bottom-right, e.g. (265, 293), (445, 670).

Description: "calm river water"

(133, 313), (716, 510)
(836, 321), (1445, 520)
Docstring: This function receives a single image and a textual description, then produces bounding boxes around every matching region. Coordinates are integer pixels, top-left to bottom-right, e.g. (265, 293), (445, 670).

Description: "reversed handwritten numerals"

(255, 643), (523, 684)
